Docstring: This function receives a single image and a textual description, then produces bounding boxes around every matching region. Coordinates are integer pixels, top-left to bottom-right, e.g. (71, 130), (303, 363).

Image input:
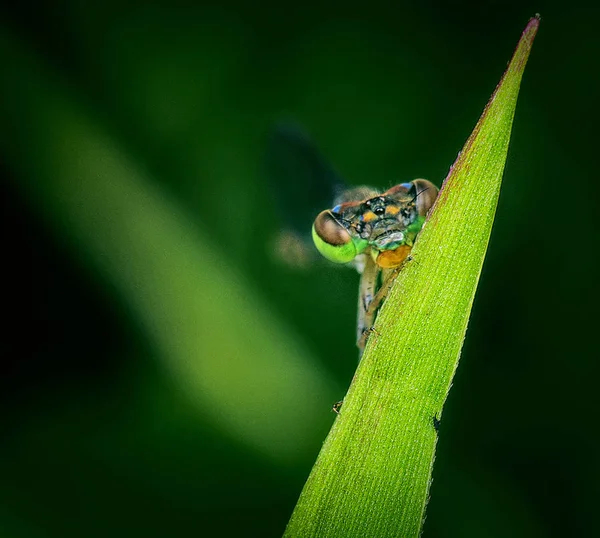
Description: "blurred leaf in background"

(1, 2), (599, 537)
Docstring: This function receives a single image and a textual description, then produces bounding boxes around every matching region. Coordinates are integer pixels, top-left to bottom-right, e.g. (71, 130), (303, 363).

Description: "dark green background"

(2, 2), (598, 537)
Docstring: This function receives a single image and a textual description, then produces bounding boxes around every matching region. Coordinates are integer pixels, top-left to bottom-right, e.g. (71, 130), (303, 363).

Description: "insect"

(267, 124), (438, 357)
(312, 179), (438, 354)
(332, 400), (343, 414)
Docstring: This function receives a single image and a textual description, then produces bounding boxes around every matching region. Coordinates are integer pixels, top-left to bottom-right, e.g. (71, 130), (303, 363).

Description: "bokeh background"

(2, 2), (599, 537)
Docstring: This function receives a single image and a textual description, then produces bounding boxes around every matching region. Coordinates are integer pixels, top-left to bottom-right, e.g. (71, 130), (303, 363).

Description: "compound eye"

(312, 210), (357, 264)
(410, 179), (439, 216)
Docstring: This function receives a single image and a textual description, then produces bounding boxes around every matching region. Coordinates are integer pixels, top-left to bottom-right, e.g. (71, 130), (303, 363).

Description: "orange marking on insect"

(376, 245), (412, 268)
(385, 205), (400, 216)
(361, 211), (377, 223)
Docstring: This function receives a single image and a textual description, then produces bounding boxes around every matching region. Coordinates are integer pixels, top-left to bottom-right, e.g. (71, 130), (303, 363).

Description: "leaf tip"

(510, 15), (540, 76)
(523, 14), (541, 42)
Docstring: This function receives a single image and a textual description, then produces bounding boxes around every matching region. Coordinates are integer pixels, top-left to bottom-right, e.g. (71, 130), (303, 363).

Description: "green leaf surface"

(284, 17), (539, 537)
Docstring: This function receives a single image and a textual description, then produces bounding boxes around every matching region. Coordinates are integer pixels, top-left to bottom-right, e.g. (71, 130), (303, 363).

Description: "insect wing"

(266, 123), (348, 267)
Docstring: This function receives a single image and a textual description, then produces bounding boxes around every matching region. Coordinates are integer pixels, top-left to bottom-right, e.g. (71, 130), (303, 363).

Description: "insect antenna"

(410, 186), (431, 204)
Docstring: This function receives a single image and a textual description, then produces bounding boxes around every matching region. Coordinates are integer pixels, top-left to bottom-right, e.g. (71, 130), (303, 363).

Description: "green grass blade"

(284, 16), (539, 537)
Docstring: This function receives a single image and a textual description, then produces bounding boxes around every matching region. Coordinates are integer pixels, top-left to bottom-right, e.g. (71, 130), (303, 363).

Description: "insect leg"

(359, 249), (416, 351)
(364, 267), (401, 320)
(356, 258), (380, 354)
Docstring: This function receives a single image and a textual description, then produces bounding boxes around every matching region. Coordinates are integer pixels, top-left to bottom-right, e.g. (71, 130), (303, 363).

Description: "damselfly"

(268, 125), (438, 357)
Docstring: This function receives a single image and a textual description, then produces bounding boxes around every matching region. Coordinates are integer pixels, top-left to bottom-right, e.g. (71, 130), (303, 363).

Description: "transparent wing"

(266, 122), (347, 268)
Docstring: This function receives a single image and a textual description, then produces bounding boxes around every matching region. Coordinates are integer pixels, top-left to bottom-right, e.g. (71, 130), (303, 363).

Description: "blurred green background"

(1, 2), (598, 537)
